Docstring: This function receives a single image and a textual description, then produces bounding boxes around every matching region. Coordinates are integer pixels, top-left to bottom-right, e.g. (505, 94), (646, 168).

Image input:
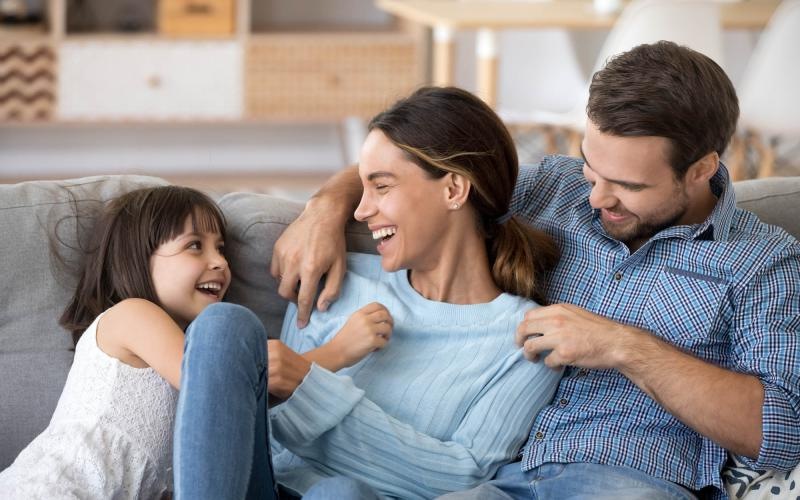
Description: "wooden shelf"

(0, 0), (425, 124)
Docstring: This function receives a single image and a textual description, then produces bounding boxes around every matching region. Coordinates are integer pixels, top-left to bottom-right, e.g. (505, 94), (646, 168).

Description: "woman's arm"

(97, 298), (185, 388)
(270, 356), (561, 498)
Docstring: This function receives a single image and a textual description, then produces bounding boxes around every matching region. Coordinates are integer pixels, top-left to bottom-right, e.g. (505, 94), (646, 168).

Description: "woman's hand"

(267, 340), (312, 399)
(328, 302), (393, 367)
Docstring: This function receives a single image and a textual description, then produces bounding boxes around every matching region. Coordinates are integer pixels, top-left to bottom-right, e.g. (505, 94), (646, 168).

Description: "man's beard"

(602, 189), (689, 246)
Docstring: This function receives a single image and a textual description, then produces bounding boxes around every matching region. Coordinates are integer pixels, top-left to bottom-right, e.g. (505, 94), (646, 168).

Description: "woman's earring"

(452, 202), (460, 210)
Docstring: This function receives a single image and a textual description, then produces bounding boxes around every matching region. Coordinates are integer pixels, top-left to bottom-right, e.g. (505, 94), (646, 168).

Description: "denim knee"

(187, 303), (267, 357)
(304, 476), (381, 500)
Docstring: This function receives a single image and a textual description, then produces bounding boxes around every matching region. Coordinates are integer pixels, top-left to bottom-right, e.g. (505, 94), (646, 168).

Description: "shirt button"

(613, 272), (623, 281)
(576, 369), (588, 377)
(534, 431), (545, 440)
(559, 398), (569, 407)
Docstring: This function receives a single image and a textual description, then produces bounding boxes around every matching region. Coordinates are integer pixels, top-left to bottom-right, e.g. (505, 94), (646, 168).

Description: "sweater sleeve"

(270, 354), (561, 499)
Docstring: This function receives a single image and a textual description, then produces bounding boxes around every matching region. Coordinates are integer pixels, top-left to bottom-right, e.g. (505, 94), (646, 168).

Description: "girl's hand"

(268, 340), (312, 399)
(329, 302), (393, 367)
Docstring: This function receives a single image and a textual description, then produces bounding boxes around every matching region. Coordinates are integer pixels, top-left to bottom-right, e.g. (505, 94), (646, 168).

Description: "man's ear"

(444, 172), (471, 209)
(686, 151), (719, 185)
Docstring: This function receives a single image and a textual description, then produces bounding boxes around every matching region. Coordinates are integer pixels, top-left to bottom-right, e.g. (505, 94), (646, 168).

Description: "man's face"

(581, 121), (692, 250)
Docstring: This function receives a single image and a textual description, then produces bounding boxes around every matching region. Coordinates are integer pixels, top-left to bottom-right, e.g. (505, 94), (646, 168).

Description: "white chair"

(731, 0), (800, 179)
(500, 0), (725, 155)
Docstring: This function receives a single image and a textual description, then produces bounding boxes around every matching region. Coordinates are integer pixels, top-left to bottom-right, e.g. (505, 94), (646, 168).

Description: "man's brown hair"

(587, 40), (739, 178)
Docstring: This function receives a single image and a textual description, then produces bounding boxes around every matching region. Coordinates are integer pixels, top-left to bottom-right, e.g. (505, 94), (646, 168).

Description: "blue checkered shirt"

(512, 156), (800, 499)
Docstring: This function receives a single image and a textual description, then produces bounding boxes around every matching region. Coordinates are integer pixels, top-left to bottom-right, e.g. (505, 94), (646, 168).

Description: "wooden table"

(377, 0), (781, 106)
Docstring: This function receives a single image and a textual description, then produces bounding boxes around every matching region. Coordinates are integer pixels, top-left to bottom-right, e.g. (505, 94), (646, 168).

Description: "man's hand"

(270, 166), (362, 328)
(267, 340), (312, 399)
(328, 303), (393, 367)
(270, 203), (346, 328)
(515, 303), (639, 370)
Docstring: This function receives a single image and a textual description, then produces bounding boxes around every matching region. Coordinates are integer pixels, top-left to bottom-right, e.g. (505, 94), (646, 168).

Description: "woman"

(174, 86), (562, 500)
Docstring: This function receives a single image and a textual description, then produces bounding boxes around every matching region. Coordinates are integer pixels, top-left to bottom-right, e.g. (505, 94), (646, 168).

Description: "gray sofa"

(1, 173), (798, 476)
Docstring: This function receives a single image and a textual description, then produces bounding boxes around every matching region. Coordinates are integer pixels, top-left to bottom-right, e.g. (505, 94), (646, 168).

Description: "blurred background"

(1, 0), (798, 198)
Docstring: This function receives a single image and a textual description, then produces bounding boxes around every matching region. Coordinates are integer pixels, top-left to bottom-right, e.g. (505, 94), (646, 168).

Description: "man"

(271, 41), (800, 499)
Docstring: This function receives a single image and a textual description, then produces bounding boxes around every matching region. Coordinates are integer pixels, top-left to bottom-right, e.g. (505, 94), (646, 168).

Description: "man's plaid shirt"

(511, 156), (800, 498)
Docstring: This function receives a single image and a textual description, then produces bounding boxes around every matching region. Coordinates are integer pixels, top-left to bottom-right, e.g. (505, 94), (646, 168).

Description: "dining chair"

(730, 0), (800, 180)
(499, 0), (724, 156)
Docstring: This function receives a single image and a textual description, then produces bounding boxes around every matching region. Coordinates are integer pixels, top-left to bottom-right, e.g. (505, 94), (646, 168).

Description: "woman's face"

(354, 130), (452, 272)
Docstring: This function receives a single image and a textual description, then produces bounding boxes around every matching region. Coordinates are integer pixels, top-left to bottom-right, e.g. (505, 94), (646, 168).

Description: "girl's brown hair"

(59, 186), (225, 343)
(368, 86), (559, 302)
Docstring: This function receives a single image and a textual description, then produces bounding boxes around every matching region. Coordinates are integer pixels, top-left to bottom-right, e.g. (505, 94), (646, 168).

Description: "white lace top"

(0, 311), (178, 499)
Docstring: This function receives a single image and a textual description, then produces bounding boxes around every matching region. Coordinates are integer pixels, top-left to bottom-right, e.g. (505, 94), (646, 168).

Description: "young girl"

(174, 86), (564, 500)
(0, 186), (231, 499)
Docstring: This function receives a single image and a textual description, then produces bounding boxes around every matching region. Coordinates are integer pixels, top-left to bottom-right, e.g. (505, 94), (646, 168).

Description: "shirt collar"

(690, 161), (735, 242)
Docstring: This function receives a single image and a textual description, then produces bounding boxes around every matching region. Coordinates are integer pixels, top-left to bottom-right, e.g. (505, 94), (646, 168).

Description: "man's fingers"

(276, 270), (300, 303)
(543, 351), (566, 370)
(317, 256), (345, 312)
(516, 319), (545, 347)
(269, 255), (281, 281)
(295, 270), (322, 329)
(522, 334), (556, 360)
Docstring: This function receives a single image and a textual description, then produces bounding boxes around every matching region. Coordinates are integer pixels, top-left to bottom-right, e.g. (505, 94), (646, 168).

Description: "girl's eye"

(375, 184), (389, 192)
(187, 241), (202, 250)
(217, 245), (225, 255)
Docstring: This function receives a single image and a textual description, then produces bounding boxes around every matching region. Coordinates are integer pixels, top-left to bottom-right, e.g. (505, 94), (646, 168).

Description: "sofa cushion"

(218, 192), (375, 338)
(0, 175), (169, 469)
(734, 176), (800, 240)
(1, 173), (796, 475)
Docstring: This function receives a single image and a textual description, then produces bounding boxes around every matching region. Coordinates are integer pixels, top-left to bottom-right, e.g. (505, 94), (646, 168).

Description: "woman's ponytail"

(490, 217), (559, 304)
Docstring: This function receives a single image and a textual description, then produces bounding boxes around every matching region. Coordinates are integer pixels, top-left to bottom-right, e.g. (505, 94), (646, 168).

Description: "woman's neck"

(408, 229), (501, 305)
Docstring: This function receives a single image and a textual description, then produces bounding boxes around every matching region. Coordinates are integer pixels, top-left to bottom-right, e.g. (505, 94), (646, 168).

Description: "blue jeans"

(173, 303), (378, 500)
(173, 303), (278, 500)
(436, 461), (697, 500)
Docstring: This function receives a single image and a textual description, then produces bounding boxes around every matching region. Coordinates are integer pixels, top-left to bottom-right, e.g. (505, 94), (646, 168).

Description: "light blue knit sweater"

(270, 253), (561, 499)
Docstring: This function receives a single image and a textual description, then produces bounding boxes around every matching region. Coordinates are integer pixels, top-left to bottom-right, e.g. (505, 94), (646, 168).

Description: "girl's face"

(149, 213), (230, 329)
(354, 130), (452, 272)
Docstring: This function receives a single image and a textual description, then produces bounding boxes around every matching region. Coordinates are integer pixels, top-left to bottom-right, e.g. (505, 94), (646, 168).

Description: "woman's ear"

(444, 172), (471, 210)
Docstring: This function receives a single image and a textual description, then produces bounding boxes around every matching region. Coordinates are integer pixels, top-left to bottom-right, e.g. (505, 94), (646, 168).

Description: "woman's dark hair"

(587, 40), (739, 178)
(59, 186), (225, 343)
(368, 86), (559, 302)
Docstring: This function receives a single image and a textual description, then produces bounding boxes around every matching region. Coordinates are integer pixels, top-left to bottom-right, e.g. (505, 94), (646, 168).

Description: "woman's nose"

(353, 193), (375, 222)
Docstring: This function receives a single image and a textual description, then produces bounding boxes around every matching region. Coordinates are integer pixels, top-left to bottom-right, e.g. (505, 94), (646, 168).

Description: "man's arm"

(517, 304), (763, 458)
(270, 165), (362, 327)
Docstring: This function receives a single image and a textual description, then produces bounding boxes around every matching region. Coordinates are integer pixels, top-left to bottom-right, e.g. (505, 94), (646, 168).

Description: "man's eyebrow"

(579, 145), (651, 190)
(366, 171), (397, 182)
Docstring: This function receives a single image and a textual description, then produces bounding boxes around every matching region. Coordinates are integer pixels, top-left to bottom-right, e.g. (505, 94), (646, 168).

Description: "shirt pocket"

(642, 266), (728, 346)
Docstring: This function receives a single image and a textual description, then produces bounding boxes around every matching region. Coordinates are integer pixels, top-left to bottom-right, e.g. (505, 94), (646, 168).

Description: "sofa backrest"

(0, 173), (798, 470)
(0, 175), (170, 470)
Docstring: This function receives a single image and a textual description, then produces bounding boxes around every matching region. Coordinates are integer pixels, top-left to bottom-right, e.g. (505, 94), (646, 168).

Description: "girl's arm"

(302, 302), (393, 372)
(96, 298), (185, 389)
